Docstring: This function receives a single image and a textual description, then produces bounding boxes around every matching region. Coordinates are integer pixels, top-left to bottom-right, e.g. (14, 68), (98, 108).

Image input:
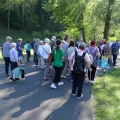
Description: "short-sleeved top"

(16, 42), (22, 57)
(61, 42), (69, 56)
(53, 48), (64, 67)
(85, 46), (100, 67)
(70, 49), (91, 70)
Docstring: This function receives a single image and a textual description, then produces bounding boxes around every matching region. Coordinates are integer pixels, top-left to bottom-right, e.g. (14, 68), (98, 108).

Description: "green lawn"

(93, 68), (120, 120)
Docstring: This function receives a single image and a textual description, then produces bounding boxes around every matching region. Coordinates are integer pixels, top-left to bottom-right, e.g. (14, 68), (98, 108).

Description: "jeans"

(112, 54), (117, 65)
(26, 51), (30, 61)
(53, 66), (62, 83)
(3, 57), (11, 74)
(72, 71), (85, 97)
(34, 53), (38, 65)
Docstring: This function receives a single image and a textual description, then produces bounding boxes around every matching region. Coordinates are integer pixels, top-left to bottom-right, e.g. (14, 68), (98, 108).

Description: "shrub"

(32, 31), (42, 39)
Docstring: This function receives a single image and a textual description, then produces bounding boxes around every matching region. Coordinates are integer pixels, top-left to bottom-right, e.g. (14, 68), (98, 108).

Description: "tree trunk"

(8, 0), (10, 30)
(22, 1), (25, 26)
(103, 0), (115, 40)
(80, 27), (86, 43)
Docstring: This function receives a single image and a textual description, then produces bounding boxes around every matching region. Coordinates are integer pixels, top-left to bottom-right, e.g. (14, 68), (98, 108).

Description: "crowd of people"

(2, 35), (120, 99)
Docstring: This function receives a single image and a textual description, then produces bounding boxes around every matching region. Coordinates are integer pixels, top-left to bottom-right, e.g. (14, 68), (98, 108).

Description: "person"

(85, 41), (101, 84)
(16, 38), (24, 65)
(42, 38), (52, 81)
(37, 40), (44, 69)
(31, 38), (36, 63)
(9, 43), (19, 81)
(2, 36), (12, 76)
(24, 41), (31, 62)
(9, 43), (19, 70)
(67, 40), (77, 81)
(111, 40), (120, 66)
(76, 39), (85, 48)
(69, 43), (91, 99)
(61, 36), (69, 78)
(33, 39), (40, 65)
(51, 40), (64, 89)
(50, 36), (56, 50)
(101, 41), (111, 61)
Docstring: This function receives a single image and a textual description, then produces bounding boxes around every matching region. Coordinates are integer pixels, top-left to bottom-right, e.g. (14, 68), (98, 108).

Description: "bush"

(43, 30), (51, 38)
(32, 31), (42, 39)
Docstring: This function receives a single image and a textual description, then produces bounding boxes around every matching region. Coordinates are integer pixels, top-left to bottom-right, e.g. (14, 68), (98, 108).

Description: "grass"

(0, 23), (32, 43)
(93, 68), (120, 120)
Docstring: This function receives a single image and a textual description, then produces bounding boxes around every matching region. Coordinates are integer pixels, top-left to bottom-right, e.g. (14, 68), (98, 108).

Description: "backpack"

(111, 42), (118, 53)
(87, 48), (96, 64)
(24, 44), (28, 50)
(103, 45), (111, 56)
(73, 51), (86, 73)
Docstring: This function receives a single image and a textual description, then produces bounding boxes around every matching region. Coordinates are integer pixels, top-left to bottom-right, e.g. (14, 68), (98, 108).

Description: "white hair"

(6, 36), (12, 41)
(11, 42), (16, 48)
(36, 39), (40, 43)
(52, 36), (56, 40)
(44, 38), (50, 43)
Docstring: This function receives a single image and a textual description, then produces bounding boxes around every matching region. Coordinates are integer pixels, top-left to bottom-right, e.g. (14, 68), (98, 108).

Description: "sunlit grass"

(93, 68), (120, 120)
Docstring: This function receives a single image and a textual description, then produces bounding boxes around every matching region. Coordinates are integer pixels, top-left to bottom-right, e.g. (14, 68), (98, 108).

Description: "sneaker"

(77, 94), (83, 99)
(61, 75), (67, 79)
(51, 83), (57, 89)
(72, 94), (76, 96)
(66, 74), (70, 76)
(91, 80), (94, 84)
(58, 81), (64, 86)
(88, 80), (92, 82)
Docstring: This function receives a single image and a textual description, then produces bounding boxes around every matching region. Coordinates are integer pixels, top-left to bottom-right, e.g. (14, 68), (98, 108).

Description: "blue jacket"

(12, 67), (25, 79)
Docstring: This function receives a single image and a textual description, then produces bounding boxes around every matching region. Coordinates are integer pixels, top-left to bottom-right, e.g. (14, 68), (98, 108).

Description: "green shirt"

(53, 48), (64, 67)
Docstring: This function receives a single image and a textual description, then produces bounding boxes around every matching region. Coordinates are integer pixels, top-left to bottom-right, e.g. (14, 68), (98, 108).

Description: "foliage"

(26, 14), (40, 32)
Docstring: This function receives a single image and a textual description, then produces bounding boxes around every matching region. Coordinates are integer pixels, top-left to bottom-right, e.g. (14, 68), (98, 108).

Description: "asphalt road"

(0, 55), (120, 120)
(0, 62), (93, 120)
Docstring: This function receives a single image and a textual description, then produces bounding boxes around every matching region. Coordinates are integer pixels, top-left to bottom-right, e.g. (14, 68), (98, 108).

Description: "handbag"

(42, 47), (54, 62)
(48, 53), (54, 62)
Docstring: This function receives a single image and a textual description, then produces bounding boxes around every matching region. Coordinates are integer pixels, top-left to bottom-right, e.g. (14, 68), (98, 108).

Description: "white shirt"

(37, 45), (43, 56)
(9, 48), (18, 62)
(70, 49), (91, 70)
(109, 42), (113, 48)
(42, 43), (51, 59)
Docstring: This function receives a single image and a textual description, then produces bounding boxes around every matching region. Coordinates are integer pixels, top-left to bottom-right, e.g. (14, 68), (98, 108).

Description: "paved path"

(0, 55), (120, 120)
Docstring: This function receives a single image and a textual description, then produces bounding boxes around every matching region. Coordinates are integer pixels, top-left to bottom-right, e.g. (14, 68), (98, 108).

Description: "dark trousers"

(11, 61), (18, 71)
(26, 51), (30, 61)
(72, 71), (85, 97)
(34, 53), (38, 65)
(113, 54), (117, 65)
(53, 66), (62, 83)
(3, 57), (11, 74)
(88, 66), (97, 81)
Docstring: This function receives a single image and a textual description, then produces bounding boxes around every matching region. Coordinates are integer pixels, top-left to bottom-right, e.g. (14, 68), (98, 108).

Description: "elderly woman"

(85, 41), (101, 84)
(42, 38), (52, 81)
(9, 43), (19, 71)
(70, 43), (91, 99)
(2, 36), (12, 76)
